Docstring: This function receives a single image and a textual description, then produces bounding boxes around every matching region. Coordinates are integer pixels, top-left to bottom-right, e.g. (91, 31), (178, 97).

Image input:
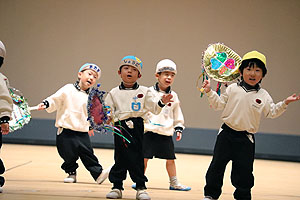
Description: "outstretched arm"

(284, 93), (300, 105)
(36, 100), (49, 110)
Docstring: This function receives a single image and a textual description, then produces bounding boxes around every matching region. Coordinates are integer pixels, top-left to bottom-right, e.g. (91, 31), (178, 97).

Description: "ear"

(138, 73), (142, 78)
(78, 72), (83, 79)
(155, 73), (159, 78)
(118, 70), (121, 75)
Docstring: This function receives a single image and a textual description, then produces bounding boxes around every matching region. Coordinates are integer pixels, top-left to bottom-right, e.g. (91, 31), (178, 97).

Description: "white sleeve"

(206, 87), (229, 111)
(173, 97), (184, 129)
(45, 86), (67, 113)
(0, 76), (13, 119)
(264, 94), (288, 119)
(144, 88), (163, 115)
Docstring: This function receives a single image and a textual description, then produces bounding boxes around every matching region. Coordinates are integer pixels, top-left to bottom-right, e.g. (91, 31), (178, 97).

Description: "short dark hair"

(239, 58), (267, 77)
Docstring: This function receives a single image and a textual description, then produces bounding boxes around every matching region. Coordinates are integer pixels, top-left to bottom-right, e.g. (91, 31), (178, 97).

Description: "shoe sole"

(169, 186), (191, 191)
(64, 179), (76, 183)
(97, 166), (112, 184)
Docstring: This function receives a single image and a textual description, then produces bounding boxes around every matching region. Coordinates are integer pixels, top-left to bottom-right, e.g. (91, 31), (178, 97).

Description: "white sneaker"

(203, 196), (218, 200)
(0, 187), (3, 193)
(96, 166), (112, 184)
(106, 189), (122, 199)
(64, 174), (76, 183)
(136, 190), (151, 200)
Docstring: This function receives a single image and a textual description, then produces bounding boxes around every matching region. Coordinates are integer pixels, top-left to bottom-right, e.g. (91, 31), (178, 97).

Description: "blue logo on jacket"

(131, 102), (141, 111)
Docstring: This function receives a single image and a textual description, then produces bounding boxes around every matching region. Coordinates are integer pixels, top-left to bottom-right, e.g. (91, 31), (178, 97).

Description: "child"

(0, 41), (13, 193)
(141, 59), (191, 191)
(201, 50), (300, 200)
(37, 63), (110, 184)
(105, 55), (173, 200)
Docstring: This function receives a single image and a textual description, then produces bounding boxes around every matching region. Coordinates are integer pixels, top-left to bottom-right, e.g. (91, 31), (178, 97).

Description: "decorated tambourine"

(197, 43), (242, 95)
(87, 85), (131, 144)
(8, 87), (32, 132)
(87, 84), (109, 134)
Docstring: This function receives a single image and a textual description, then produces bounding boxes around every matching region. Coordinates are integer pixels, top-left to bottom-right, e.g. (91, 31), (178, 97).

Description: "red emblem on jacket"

(256, 99), (262, 104)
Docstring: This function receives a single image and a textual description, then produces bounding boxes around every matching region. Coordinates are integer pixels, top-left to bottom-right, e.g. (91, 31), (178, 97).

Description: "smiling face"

(241, 63), (263, 86)
(78, 69), (98, 90)
(156, 71), (176, 91)
(118, 65), (140, 87)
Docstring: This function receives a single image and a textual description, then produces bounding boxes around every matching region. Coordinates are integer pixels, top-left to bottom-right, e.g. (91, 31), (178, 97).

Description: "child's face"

(78, 69), (98, 90)
(118, 65), (140, 87)
(156, 71), (175, 90)
(241, 64), (263, 86)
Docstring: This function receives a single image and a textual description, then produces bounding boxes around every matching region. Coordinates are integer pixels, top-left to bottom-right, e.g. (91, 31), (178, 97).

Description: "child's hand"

(1, 123), (9, 135)
(284, 93), (300, 105)
(202, 79), (211, 93)
(176, 131), (182, 141)
(37, 103), (46, 110)
(161, 94), (173, 104)
(88, 129), (95, 136)
(106, 117), (113, 125)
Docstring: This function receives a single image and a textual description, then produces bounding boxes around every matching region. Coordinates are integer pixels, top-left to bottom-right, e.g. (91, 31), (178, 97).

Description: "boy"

(37, 63), (110, 184)
(201, 50), (300, 200)
(0, 41), (13, 193)
(105, 56), (173, 200)
(141, 59), (191, 191)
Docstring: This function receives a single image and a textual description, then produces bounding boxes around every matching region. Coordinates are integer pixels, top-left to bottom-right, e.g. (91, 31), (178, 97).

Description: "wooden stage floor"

(0, 144), (299, 200)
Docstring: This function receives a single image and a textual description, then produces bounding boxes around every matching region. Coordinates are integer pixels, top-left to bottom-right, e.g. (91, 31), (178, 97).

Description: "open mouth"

(127, 75), (132, 78)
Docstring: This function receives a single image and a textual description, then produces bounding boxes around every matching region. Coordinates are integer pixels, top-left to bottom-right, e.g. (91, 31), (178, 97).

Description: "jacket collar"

(154, 82), (171, 93)
(238, 80), (260, 92)
(119, 82), (139, 90)
(74, 81), (90, 94)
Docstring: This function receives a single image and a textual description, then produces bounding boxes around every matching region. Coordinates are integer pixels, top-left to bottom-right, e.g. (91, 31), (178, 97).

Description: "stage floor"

(0, 144), (299, 200)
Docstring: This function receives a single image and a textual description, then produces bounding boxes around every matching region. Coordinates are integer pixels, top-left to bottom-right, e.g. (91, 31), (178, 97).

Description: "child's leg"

(109, 122), (134, 190)
(56, 129), (79, 174)
(0, 133), (5, 187)
(166, 160), (179, 186)
(231, 133), (255, 200)
(167, 159), (191, 191)
(128, 141), (148, 189)
(77, 133), (104, 180)
(0, 160), (4, 187)
(123, 118), (148, 190)
(204, 128), (231, 199)
(108, 161), (127, 190)
(166, 160), (176, 177)
(144, 158), (149, 173)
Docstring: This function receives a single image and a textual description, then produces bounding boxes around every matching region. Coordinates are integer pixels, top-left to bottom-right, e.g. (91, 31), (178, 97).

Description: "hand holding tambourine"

(201, 79), (211, 93)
